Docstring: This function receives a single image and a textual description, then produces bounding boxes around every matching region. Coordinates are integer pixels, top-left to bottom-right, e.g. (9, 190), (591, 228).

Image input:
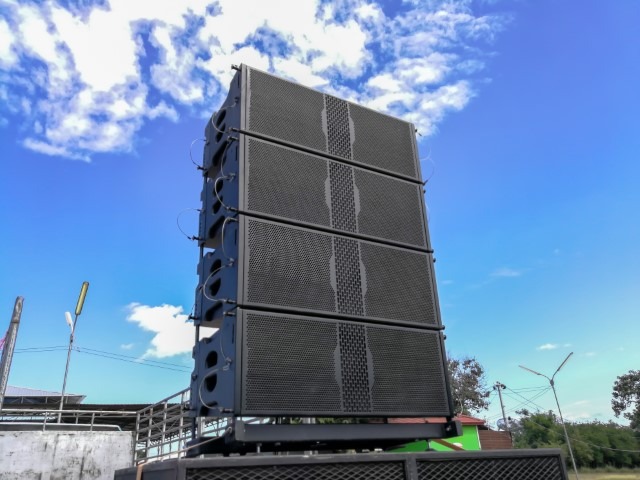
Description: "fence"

(0, 406), (137, 431)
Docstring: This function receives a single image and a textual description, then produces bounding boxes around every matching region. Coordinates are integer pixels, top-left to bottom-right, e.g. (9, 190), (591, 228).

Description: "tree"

(447, 355), (491, 415)
(612, 370), (640, 431)
(512, 409), (640, 469)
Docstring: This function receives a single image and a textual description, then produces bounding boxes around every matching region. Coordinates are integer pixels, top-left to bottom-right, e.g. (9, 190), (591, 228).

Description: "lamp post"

(519, 352), (579, 479)
(58, 281), (89, 422)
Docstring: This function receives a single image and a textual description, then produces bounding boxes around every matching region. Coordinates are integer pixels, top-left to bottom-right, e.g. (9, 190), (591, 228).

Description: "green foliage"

(447, 355), (491, 415)
(512, 410), (640, 469)
(612, 370), (640, 431)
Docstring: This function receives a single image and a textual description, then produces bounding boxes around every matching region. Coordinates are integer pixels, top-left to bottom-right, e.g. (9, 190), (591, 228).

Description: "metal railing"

(133, 388), (272, 464)
(0, 407), (137, 431)
(134, 388), (192, 463)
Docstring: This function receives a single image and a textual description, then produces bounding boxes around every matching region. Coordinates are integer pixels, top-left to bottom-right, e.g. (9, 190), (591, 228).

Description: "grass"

(575, 471), (639, 480)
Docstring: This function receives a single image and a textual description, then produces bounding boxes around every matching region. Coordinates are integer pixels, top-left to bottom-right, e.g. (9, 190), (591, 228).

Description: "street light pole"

(58, 282), (89, 423)
(519, 352), (579, 480)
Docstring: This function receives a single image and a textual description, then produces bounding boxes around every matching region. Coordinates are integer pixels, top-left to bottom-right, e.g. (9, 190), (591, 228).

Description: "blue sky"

(0, 0), (638, 427)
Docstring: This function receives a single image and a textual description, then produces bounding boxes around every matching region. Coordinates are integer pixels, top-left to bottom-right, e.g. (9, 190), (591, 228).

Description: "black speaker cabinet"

(194, 216), (441, 330)
(115, 450), (568, 480)
(191, 309), (452, 418)
(200, 134), (431, 250)
(191, 65), (453, 429)
(204, 65), (423, 182)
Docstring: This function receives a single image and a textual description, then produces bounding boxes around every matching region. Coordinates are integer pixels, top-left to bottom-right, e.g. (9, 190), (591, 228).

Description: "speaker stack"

(189, 65), (458, 453)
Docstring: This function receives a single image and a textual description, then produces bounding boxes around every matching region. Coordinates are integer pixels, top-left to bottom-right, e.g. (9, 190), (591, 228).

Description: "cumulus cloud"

(126, 302), (197, 358)
(537, 343), (558, 351)
(0, 0), (510, 160)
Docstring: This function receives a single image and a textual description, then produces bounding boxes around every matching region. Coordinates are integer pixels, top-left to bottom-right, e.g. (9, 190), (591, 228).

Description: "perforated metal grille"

(368, 327), (449, 414)
(333, 237), (364, 316)
(349, 104), (418, 179)
(243, 313), (342, 412)
(246, 220), (336, 311)
(247, 69), (326, 151)
(325, 95), (352, 159)
(187, 462), (405, 480)
(338, 323), (371, 412)
(417, 456), (565, 480)
(246, 138), (330, 226)
(354, 168), (427, 248)
(360, 243), (438, 325)
(329, 162), (358, 233)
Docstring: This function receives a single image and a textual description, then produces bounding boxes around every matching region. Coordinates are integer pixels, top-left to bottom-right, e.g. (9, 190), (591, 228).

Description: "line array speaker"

(204, 66), (422, 182)
(190, 64), (454, 429)
(191, 309), (451, 417)
(201, 134), (431, 250)
(194, 216), (441, 330)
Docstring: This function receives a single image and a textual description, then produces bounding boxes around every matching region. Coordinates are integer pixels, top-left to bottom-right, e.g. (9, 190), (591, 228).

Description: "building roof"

(3, 385), (86, 405)
(389, 415), (487, 426)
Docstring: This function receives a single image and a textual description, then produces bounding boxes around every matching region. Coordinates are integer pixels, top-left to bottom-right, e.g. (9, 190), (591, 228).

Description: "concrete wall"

(0, 430), (134, 480)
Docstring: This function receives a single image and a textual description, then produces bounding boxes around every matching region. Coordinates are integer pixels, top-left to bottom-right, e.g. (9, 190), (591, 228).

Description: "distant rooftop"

(3, 385), (86, 405)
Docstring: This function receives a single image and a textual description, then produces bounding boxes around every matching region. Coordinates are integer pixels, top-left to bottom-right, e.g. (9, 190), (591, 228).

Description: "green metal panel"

(391, 425), (481, 452)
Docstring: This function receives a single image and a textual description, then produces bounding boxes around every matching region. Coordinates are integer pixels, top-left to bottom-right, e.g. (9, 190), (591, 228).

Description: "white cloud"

(0, 17), (18, 67)
(0, 0), (509, 159)
(491, 267), (522, 278)
(126, 302), (196, 358)
(120, 343), (134, 350)
(537, 343), (559, 351)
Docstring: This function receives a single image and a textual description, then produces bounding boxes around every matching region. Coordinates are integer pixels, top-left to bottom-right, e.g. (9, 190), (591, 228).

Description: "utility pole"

(58, 282), (89, 422)
(520, 353), (579, 479)
(0, 297), (24, 412)
(493, 381), (511, 442)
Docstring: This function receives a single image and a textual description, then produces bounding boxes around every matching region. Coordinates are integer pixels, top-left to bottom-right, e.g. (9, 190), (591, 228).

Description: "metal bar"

(0, 297), (24, 412)
(160, 401), (168, 457)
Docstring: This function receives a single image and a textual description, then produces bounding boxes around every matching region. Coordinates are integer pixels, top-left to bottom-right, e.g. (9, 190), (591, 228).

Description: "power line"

(74, 347), (190, 373)
(14, 344), (192, 372)
(77, 346), (190, 369)
(485, 387), (551, 422)
(503, 385), (551, 412)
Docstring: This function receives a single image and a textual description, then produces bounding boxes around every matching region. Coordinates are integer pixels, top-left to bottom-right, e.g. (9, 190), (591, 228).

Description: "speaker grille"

(329, 162), (358, 233)
(242, 137), (428, 248)
(325, 95), (352, 159)
(240, 311), (450, 416)
(243, 313), (342, 412)
(246, 138), (330, 227)
(416, 456), (565, 480)
(244, 218), (439, 326)
(334, 237), (365, 316)
(368, 326), (447, 413)
(360, 243), (437, 325)
(246, 220), (336, 312)
(245, 67), (420, 180)
(354, 168), (427, 247)
(338, 323), (371, 412)
(247, 69), (326, 151)
(187, 462), (405, 480)
(349, 103), (418, 178)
